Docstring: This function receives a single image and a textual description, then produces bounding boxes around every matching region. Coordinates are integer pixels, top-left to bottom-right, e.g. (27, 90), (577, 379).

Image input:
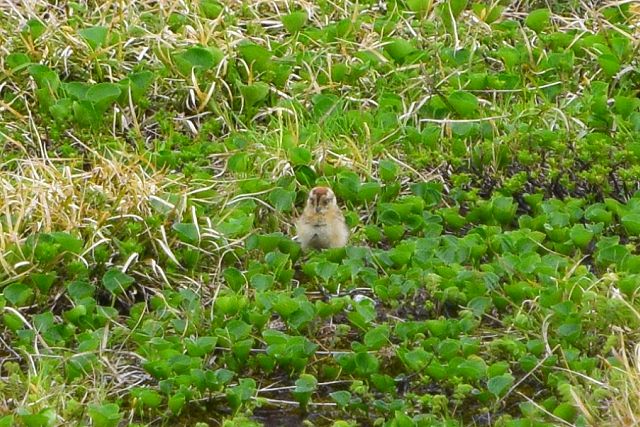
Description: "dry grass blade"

(597, 337), (640, 427)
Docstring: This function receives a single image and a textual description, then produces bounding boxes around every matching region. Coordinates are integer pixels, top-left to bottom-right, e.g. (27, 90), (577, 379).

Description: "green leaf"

(67, 280), (95, 301)
(226, 378), (256, 410)
(456, 356), (487, 380)
(472, 3), (503, 24)
(6, 53), (31, 71)
(467, 296), (492, 317)
(79, 26), (109, 50)
(492, 196), (517, 224)
(228, 152), (249, 172)
(87, 403), (122, 427)
(250, 274), (273, 291)
(269, 188), (296, 212)
(86, 83), (122, 112)
(487, 373), (514, 397)
(447, 91), (479, 117)
(441, 207), (466, 230)
(50, 232), (83, 253)
(364, 325), (390, 350)
(22, 19), (46, 40)
(389, 241), (415, 266)
(438, 0), (468, 30)
(174, 46), (220, 75)
(553, 402), (577, 422)
(238, 43), (273, 73)
(525, 9), (551, 32)
(273, 295), (300, 318)
(406, 0), (433, 15)
(447, 0), (468, 17)
(294, 374), (318, 393)
(18, 408), (56, 427)
(558, 320), (581, 339)
(283, 366), (312, 396)
(354, 351), (379, 375)
(200, 0), (223, 19)
(358, 182), (381, 202)
(282, 11), (308, 33)
(330, 390), (351, 407)
(118, 70), (154, 102)
(569, 224), (594, 248)
(614, 95), (636, 118)
(401, 347), (429, 371)
(312, 93), (341, 117)
(64, 82), (90, 100)
(426, 319), (448, 337)
(131, 388), (163, 408)
(185, 336), (218, 357)
(289, 147), (312, 165)
(4, 283), (33, 306)
(379, 160), (398, 182)
(598, 54), (620, 76)
(72, 100), (100, 127)
(596, 243), (629, 267)
(49, 98), (73, 122)
(102, 269), (135, 295)
(223, 268), (246, 292)
(64, 305), (87, 324)
(225, 319), (252, 341)
(315, 261), (339, 281)
(3, 311), (23, 331)
(172, 222), (200, 243)
(240, 82), (270, 107)
(28, 64), (60, 92)
(218, 212), (254, 237)
(384, 39), (415, 63)
(621, 213), (640, 237)
(168, 393), (186, 415)
(31, 273), (56, 293)
(619, 275), (640, 295)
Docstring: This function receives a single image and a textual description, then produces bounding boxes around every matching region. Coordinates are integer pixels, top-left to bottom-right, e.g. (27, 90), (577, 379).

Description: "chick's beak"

(312, 192), (323, 213)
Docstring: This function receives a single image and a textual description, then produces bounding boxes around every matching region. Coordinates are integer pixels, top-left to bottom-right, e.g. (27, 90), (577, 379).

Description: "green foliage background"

(1, 0), (640, 426)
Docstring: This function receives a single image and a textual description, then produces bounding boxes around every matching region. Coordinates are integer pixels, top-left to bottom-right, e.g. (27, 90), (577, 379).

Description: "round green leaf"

(447, 91), (479, 117)
(172, 223), (200, 243)
(598, 54), (620, 77)
(200, 0), (223, 19)
(175, 47), (220, 75)
(622, 213), (640, 235)
(86, 83), (121, 112)
(6, 53), (31, 71)
(384, 39), (415, 63)
(78, 26), (109, 50)
(282, 11), (308, 33)
(268, 188), (296, 212)
(240, 82), (270, 107)
(4, 283), (33, 306)
(487, 373), (514, 397)
(525, 9), (551, 32)
(102, 269), (135, 295)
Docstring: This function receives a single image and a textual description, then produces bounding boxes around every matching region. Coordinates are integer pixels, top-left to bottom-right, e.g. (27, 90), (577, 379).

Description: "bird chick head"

(306, 186), (337, 214)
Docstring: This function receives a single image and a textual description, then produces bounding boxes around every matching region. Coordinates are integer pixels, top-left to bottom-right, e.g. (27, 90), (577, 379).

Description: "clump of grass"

(605, 340), (640, 426)
(572, 334), (640, 427)
(0, 151), (165, 273)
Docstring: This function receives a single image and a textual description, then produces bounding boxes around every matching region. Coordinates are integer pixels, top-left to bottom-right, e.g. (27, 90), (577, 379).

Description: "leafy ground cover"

(2, 0), (640, 426)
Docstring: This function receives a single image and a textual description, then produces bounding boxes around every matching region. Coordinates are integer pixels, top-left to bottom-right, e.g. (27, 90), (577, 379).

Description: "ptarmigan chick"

(295, 186), (349, 250)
